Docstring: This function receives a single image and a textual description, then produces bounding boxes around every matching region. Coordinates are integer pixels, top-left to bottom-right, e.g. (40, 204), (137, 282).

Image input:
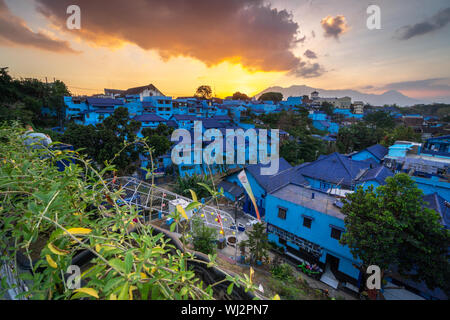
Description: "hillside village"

(1, 0), (450, 308)
(1, 71), (449, 301)
(34, 79), (450, 298)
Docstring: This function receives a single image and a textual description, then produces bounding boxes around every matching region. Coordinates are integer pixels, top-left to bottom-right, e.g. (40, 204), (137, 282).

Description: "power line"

(68, 86), (102, 91)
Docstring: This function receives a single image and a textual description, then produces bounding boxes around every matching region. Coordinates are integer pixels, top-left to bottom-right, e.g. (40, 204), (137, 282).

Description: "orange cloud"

(36, 0), (323, 77)
(320, 15), (349, 39)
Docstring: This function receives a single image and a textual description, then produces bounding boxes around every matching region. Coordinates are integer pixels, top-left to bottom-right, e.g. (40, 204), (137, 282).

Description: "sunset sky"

(1, 0), (449, 101)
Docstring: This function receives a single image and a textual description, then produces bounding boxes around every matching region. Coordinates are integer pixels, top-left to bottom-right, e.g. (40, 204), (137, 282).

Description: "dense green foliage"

(194, 85), (212, 100)
(271, 263), (294, 281)
(174, 175), (214, 200)
(364, 110), (395, 129)
(241, 223), (271, 264)
(61, 107), (142, 174)
(258, 92), (283, 104)
(380, 125), (422, 146)
(141, 124), (173, 159)
(319, 102), (334, 116)
(190, 217), (218, 255)
(280, 137), (326, 165)
(0, 123), (255, 300)
(231, 92), (250, 101)
(401, 103), (450, 119)
(336, 122), (385, 153)
(341, 174), (450, 295)
(0, 67), (70, 127)
(256, 109), (327, 165)
(337, 121), (423, 153)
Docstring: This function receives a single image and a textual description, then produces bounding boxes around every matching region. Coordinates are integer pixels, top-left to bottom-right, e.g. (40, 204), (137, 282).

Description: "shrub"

(190, 217), (218, 255)
(0, 122), (254, 300)
(271, 263), (294, 281)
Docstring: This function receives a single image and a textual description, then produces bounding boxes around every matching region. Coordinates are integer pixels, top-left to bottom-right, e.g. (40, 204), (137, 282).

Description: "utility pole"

(234, 194), (245, 264)
(234, 200), (237, 264)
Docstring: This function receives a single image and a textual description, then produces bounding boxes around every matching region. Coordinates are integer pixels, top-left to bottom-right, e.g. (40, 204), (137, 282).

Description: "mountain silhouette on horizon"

(255, 85), (425, 107)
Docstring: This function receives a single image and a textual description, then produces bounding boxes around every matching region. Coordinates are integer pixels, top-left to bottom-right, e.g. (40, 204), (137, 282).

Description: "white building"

(353, 101), (364, 114)
(310, 91), (352, 109)
(104, 84), (165, 101)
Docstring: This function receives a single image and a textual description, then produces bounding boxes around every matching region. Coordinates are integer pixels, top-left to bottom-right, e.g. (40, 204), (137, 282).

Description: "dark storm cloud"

(396, 7), (450, 40)
(320, 15), (349, 39)
(291, 61), (325, 78)
(0, 0), (77, 53)
(304, 49), (317, 59)
(35, 0), (316, 75)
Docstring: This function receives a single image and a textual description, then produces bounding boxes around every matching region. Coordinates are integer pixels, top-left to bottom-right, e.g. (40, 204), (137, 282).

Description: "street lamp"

(234, 194), (245, 264)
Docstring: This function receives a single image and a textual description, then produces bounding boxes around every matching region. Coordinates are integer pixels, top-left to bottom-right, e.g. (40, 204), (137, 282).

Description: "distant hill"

(255, 85), (425, 107)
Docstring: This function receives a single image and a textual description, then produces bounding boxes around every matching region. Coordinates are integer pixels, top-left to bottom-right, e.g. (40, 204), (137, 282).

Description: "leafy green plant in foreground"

(0, 122), (256, 300)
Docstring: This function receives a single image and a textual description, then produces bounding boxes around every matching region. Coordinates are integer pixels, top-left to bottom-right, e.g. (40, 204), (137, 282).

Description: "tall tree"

(232, 91), (250, 101)
(258, 92), (283, 104)
(146, 135), (171, 159)
(320, 101), (334, 116)
(336, 122), (384, 153)
(195, 85), (212, 100)
(381, 125), (422, 146)
(62, 107), (142, 174)
(364, 110), (395, 129)
(341, 174), (450, 298)
(0, 67), (70, 126)
(280, 136), (326, 165)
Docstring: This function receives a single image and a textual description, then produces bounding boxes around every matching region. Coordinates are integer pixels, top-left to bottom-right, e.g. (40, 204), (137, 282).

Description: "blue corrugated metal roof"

(166, 120), (178, 128)
(172, 115), (198, 121)
(201, 118), (224, 129)
(357, 165), (393, 184)
(133, 114), (167, 122)
(365, 144), (388, 160)
(94, 108), (115, 114)
(86, 97), (124, 106)
(218, 181), (245, 198)
(422, 193), (450, 228)
(318, 120), (330, 128)
(212, 115), (231, 121)
(296, 152), (376, 187)
(245, 158), (293, 192)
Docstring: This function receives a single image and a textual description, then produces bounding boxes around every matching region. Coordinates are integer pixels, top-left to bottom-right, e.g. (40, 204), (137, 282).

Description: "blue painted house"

(312, 120), (339, 134)
(64, 97), (125, 125)
(384, 141), (450, 201)
(133, 114), (171, 131)
(170, 114), (199, 130)
(412, 175), (450, 202)
(280, 96), (303, 109)
(64, 96), (89, 124)
(223, 158), (293, 218)
(420, 135), (450, 158)
(263, 154), (394, 289)
(350, 144), (388, 164)
(142, 96), (173, 119)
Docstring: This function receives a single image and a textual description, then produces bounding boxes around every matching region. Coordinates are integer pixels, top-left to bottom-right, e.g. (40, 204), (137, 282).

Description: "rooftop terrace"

(271, 184), (345, 220)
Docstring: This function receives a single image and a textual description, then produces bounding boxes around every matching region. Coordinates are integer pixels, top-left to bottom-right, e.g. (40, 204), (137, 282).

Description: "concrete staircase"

(320, 265), (339, 289)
